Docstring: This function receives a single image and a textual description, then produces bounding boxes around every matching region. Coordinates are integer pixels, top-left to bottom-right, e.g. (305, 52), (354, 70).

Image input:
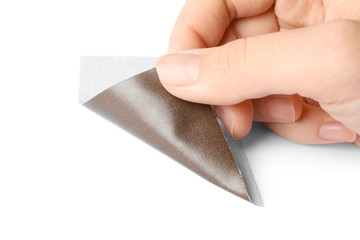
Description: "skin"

(156, 0), (360, 147)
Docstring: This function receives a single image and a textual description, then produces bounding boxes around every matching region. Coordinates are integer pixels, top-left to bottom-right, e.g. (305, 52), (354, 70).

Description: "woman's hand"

(156, 0), (360, 146)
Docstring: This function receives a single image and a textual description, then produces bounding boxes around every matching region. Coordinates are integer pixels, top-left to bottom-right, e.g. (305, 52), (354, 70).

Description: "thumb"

(156, 20), (360, 106)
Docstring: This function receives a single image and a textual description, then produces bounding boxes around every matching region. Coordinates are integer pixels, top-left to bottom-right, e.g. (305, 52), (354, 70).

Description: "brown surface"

(84, 68), (251, 202)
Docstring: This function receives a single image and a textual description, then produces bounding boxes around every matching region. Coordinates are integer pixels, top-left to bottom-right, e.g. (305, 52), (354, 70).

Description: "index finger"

(168, 0), (275, 53)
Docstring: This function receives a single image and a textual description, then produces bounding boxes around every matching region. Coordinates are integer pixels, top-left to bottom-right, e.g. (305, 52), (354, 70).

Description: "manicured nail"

(156, 54), (200, 86)
(319, 123), (356, 142)
(215, 107), (237, 139)
(263, 97), (295, 122)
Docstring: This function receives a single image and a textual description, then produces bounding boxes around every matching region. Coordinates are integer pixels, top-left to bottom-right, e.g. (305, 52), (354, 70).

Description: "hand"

(156, 0), (360, 147)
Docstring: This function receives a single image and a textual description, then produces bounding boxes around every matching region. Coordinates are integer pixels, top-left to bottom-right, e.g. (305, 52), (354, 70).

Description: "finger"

(168, 0), (275, 52)
(252, 94), (302, 122)
(215, 94), (302, 140)
(159, 20), (360, 105)
(216, 6), (285, 140)
(219, 6), (278, 45)
(215, 6), (284, 140)
(264, 104), (356, 144)
(213, 100), (253, 140)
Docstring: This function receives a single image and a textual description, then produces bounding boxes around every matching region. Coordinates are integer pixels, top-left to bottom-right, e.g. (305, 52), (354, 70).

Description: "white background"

(1, 0), (360, 239)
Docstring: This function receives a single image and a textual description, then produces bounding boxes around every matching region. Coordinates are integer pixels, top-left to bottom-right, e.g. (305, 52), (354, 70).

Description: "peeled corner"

(80, 56), (262, 206)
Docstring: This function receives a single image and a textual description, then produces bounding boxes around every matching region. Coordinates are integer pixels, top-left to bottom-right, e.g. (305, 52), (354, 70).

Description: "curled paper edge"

(79, 56), (263, 206)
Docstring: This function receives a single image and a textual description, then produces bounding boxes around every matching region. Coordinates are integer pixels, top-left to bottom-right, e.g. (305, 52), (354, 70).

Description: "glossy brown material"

(84, 68), (252, 202)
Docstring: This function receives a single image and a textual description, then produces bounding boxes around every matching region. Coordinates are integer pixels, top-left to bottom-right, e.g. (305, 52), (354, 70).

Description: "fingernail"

(156, 54), (200, 86)
(319, 123), (356, 142)
(215, 107), (237, 139)
(263, 97), (295, 122)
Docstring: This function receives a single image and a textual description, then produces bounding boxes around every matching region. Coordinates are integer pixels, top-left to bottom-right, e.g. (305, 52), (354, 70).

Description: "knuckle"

(321, 20), (360, 101)
(328, 20), (360, 61)
(205, 39), (247, 97)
